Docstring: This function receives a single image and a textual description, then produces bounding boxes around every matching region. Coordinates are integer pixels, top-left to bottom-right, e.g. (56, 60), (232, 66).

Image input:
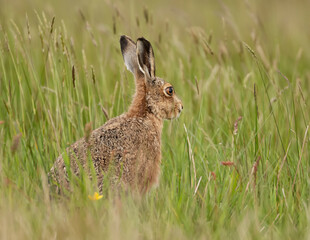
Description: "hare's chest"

(136, 130), (162, 191)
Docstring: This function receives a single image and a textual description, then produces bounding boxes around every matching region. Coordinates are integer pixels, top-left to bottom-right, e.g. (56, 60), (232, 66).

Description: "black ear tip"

(120, 35), (128, 50)
(120, 35), (136, 53)
(137, 37), (150, 46)
(120, 35), (127, 42)
(137, 38), (153, 54)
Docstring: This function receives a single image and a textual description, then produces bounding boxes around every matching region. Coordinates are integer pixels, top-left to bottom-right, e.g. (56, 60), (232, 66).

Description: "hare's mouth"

(176, 104), (183, 118)
(169, 107), (182, 120)
(176, 110), (182, 119)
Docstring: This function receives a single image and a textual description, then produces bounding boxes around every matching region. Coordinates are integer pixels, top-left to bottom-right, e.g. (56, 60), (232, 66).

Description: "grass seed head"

(72, 65), (76, 88)
(11, 133), (22, 154)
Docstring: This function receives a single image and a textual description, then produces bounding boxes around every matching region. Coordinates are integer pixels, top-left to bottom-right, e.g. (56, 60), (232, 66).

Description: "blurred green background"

(0, 0), (309, 239)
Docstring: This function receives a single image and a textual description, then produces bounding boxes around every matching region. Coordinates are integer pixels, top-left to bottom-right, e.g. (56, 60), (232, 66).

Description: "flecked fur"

(49, 36), (183, 194)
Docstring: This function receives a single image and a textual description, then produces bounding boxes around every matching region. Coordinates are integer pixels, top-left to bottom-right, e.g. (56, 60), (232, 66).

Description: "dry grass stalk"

(297, 80), (307, 105)
(82, 49), (88, 74)
(194, 176), (202, 196)
(243, 42), (256, 58)
(183, 124), (197, 189)
(100, 104), (110, 120)
(188, 28), (199, 44)
(202, 39), (214, 55)
(245, 156), (261, 192)
(233, 116), (243, 135)
(219, 41), (228, 62)
(256, 44), (270, 69)
(276, 141), (291, 197)
(292, 125), (309, 189)
(38, 25), (45, 52)
(252, 156), (261, 188)
(194, 76), (200, 95)
(276, 69), (290, 85)
(10, 20), (22, 40)
(188, 27), (214, 56)
(203, 173), (212, 199)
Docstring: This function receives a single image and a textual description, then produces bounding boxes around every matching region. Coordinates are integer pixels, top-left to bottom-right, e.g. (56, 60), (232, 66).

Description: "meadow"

(0, 0), (309, 239)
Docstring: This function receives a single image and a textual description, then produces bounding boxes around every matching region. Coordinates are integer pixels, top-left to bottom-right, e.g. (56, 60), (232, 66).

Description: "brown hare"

(49, 36), (183, 194)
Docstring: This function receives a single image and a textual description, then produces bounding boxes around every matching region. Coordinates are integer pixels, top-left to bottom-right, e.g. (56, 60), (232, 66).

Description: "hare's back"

(90, 116), (149, 162)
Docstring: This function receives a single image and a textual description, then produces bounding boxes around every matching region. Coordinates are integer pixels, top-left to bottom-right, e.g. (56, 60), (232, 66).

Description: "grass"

(0, 0), (310, 239)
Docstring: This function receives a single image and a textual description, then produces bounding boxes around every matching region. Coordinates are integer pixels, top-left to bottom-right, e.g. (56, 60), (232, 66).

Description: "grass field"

(0, 0), (309, 239)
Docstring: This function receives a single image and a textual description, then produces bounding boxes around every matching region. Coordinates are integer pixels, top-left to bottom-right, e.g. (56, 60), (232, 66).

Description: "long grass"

(0, 0), (309, 239)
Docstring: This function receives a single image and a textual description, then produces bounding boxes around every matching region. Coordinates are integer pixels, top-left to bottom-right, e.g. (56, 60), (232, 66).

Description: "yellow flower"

(88, 192), (103, 201)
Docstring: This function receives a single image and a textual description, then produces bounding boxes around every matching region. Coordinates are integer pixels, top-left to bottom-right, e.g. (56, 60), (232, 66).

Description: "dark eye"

(164, 86), (174, 96)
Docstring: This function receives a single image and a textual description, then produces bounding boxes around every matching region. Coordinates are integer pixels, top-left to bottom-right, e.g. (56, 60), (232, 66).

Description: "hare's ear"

(120, 35), (140, 76)
(136, 37), (156, 79)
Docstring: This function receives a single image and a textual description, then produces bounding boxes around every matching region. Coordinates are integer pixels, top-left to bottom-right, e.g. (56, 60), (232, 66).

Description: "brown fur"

(49, 36), (183, 194)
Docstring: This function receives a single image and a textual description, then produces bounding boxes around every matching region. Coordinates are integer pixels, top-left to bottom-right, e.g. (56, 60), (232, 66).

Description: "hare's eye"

(164, 86), (174, 97)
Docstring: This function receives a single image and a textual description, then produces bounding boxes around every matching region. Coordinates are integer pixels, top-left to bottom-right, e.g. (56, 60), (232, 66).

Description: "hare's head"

(120, 35), (183, 120)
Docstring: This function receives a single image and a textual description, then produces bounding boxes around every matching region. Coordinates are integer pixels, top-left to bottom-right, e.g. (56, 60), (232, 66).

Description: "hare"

(49, 36), (183, 194)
